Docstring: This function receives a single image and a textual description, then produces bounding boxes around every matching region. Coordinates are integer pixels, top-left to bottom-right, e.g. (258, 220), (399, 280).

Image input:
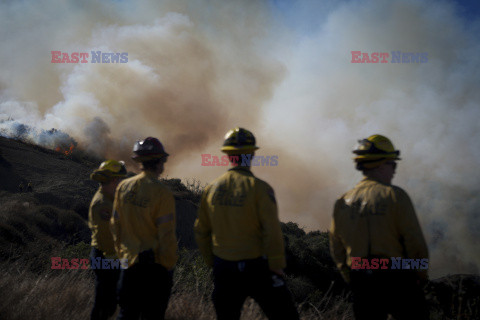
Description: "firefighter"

(89, 160), (128, 320)
(329, 134), (429, 320)
(111, 137), (177, 320)
(194, 127), (299, 320)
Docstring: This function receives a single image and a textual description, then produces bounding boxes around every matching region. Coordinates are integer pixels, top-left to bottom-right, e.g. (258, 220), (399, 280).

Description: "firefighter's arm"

(88, 201), (99, 235)
(396, 189), (429, 281)
(194, 187), (214, 267)
(153, 190), (178, 270)
(110, 189), (122, 258)
(258, 183), (286, 270)
(330, 200), (350, 283)
(92, 202), (116, 257)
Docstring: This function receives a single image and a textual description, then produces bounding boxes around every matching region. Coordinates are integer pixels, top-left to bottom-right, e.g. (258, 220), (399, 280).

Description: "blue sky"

(269, 0), (480, 35)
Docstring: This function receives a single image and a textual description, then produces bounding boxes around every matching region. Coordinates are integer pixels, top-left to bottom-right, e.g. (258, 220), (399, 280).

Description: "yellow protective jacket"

(329, 178), (429, 283)
(111, 171), (178, 270)
(88, 187), (116, 257)
(194, 167), (286, 270)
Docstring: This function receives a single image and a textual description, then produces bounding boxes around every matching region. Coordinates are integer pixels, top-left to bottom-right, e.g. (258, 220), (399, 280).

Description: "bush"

(281, 222), (346, 300)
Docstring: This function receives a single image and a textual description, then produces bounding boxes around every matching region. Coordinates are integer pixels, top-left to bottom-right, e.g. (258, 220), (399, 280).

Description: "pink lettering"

(51, 257), (62, 269)
(379, 52), (389, 63)
(51, 51), (61, 63)
(80, 259), (90, 269)
(351, 51), (361, 63)
(361, 53), (371, 63)
(351, 257), (361, 269)
(79, 52), (89, 63)
(380, 258), (389, 269)
(211, 156), (221, 166)
(201, 154), (212, 166)
(221, 155), (229, 166)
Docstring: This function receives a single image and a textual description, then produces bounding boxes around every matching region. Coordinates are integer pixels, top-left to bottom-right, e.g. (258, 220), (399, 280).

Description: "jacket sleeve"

(194, 186), (214, 267)
(257, 183), (286, 270)
(153, 190), (178, 270)
(111, 187), (123, 259)
(395, 188), (429, 281)
(330, 199), (350, 283)
(91, 201), (115, 257)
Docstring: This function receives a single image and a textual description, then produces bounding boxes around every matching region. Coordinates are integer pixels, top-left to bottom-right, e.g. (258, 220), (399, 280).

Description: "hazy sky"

(1, 0), (479, 277)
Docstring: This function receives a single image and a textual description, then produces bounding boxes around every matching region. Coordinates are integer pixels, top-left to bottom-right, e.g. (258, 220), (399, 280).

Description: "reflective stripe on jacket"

(329, 178), (428, 282)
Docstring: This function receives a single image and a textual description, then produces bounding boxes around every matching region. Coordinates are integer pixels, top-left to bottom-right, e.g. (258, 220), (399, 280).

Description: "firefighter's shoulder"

(253, 177), (277, 204)
(90, 189), (106, 207)
(205, 173), (229, 192)
(116, 173), (138, 191)
(152, 178), (175, 199)
(389, 184), (412, 203)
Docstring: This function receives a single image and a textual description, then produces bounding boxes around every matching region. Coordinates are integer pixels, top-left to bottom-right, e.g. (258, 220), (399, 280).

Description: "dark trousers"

(116, 261), (173, 320)
(212, 256), (299, 320)
(350, 270), (429, 320)
(90, 248), (120, 320)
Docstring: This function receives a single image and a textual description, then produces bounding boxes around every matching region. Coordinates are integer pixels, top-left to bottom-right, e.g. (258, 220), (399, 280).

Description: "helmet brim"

(131, 153), (169, 162)
(354, 154), (401, 161)
(90, 170), (127, 182)
(221, 146), (259, 152)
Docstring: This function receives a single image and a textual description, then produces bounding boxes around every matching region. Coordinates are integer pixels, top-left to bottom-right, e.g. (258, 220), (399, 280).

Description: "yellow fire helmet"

(220, 127), (259, 153)
(91, 160), (127, 183)
(353, 134), (400, 169)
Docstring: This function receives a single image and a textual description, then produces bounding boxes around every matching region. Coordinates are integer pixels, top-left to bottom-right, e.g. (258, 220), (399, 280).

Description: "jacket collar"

(360, 176), (390, 186)
(228, 166), (254, 176)
(141, 170), (159, 180)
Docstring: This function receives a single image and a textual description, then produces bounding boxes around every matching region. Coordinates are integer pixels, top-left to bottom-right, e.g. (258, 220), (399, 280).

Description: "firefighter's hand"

(270, 268), (285, 278)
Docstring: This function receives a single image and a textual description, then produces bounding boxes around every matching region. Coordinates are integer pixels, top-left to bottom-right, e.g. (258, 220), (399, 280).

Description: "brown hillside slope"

(0, 136), (198, 249)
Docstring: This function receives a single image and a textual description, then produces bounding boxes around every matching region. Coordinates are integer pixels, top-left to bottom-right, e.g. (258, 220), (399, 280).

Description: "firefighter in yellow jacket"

(111, 137), (177, 320)
(195, 127), (298, 320)
(329, 134), (429, 320)
(89, 160), (127, 320)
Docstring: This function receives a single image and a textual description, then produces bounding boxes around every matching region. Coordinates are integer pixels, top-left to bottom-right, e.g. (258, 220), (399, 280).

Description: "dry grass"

(0, 261), (94, 319)
(1, 246), (479, 319)
(0, 248), (353, 320)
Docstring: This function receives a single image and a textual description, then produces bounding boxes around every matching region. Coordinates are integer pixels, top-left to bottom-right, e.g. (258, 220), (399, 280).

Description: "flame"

(64, 143), (74, 156)
(54, 143), (75, 156)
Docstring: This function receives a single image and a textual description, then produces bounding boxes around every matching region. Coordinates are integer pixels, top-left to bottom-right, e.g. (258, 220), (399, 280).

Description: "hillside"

(0, 136), (479, 319)
(0, 136), (198, 249)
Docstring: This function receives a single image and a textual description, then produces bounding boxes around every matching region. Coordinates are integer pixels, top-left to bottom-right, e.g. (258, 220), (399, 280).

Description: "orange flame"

(54, 143), (75, 156)
(64, 143), (74, 156)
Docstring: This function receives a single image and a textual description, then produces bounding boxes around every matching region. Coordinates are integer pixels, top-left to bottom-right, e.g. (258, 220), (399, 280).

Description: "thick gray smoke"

(0, 0), (283, 160)
(257, 0), (480, 278)
(1, 0), (479, 278)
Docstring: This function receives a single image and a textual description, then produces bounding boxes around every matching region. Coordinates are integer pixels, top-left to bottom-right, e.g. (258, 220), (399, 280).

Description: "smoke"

(83, 117), (113, 156)
(258, 0), (480, 278)
(0, 0), (284, 160)
(1, 0), (479, 277)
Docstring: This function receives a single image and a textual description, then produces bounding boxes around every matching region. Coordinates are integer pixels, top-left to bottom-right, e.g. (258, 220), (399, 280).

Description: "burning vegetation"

(47, 129), (77, 156)
(0, 121), (77, 156)
(55, 143), (75, 156)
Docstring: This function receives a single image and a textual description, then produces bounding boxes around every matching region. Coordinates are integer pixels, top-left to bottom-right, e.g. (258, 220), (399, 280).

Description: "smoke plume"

(1, 0), (479, 278)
